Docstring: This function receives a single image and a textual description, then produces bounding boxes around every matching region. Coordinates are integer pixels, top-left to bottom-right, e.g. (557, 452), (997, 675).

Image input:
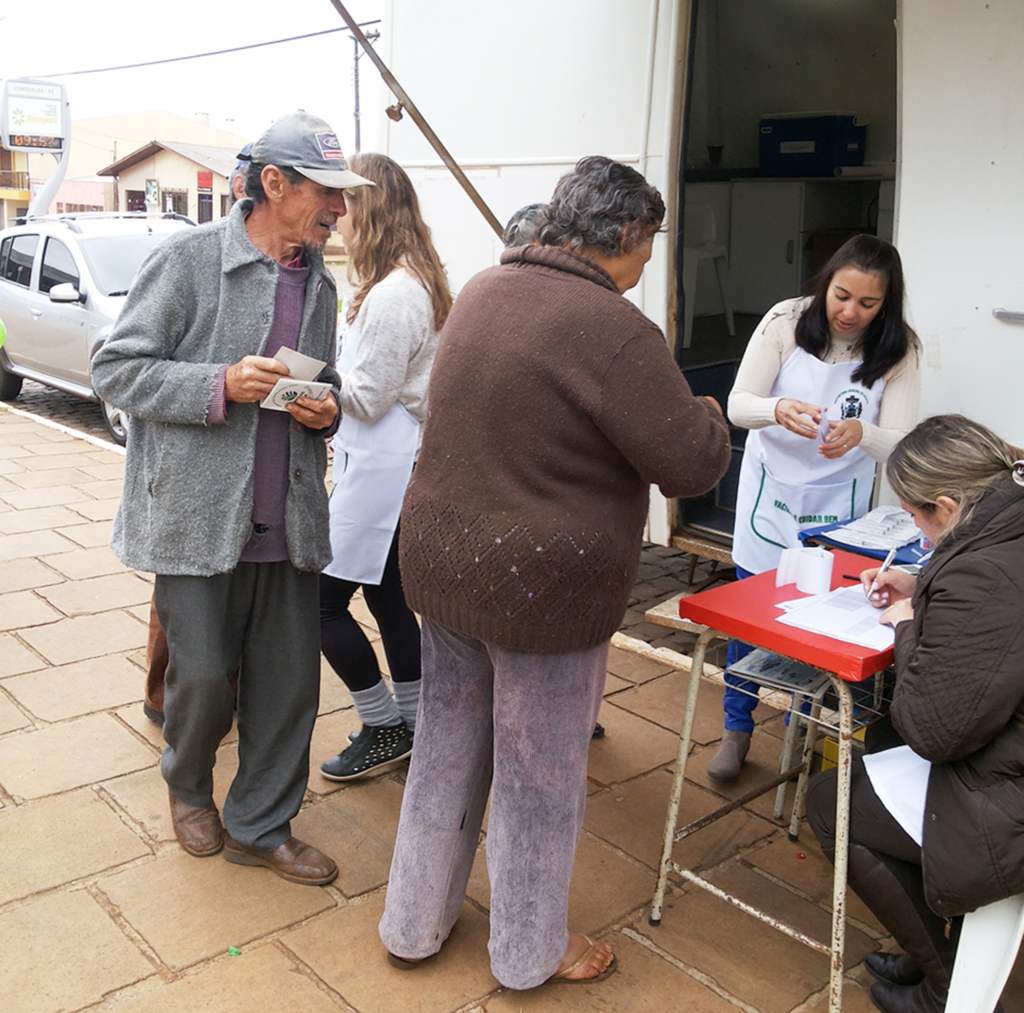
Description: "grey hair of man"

(535, 156), (665, 256)
(502, 203), (547, 249)
(243, 163), (308, 205)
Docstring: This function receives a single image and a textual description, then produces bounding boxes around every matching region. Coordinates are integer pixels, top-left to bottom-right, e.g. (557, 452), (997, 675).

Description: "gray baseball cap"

(242, 111), (374, 189)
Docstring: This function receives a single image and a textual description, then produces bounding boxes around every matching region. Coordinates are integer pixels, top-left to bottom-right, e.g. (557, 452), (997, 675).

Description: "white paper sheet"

(863, 745), (930, 845)
(775, 584), (895, 650)
(820, 505), (923, 552)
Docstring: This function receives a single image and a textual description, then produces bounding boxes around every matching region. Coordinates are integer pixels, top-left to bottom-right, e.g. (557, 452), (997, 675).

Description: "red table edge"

(679, 549), (894, 682)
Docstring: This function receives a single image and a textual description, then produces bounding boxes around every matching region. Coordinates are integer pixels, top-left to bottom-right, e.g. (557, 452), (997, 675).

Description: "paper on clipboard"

(776, 585), (895, 650)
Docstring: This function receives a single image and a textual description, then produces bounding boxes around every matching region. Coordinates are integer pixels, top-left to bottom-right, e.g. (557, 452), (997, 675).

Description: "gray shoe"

(706, 729), (751, 781)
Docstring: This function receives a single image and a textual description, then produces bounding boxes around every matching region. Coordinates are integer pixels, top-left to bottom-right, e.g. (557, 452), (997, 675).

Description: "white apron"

(732, 348), (884, 574)
(323, 315), (420, 585)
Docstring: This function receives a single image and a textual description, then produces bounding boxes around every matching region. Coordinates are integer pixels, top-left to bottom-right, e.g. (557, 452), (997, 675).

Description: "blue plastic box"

(759, 113), (867, 177)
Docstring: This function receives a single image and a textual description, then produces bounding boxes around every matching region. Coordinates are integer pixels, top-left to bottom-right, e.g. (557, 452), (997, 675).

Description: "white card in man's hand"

(261, 379), (333, 411)
(274, 346), (326, 381)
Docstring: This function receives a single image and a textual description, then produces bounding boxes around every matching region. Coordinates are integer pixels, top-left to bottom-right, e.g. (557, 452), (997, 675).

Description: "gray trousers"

(378, 618), (608, 989)
(155, 562), (320, 850)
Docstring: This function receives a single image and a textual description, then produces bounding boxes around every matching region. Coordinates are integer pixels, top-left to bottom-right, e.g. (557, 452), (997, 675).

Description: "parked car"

(0, 212), (194, 444)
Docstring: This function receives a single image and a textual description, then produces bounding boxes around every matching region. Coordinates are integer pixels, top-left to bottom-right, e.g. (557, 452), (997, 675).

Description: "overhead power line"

(36, 22), (381, 79)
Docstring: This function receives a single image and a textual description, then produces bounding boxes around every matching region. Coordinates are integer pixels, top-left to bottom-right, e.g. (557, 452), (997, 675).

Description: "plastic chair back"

(683, 203), (717, 248)
(946, 892), (1024, 1013)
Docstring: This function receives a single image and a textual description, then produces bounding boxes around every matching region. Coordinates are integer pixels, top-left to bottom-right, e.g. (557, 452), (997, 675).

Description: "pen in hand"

(866, 546), (898, 600)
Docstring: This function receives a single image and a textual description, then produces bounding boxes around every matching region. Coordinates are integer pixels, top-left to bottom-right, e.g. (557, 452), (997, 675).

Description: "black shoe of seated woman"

(865, 952), (925, 987)
(869, 978), (947, 1013)
(321, 721), (413, 782)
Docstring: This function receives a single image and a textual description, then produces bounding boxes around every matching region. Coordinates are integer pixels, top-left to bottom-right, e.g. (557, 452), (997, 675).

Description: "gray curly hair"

(535, 156), (665, 256)
(502, 203), (547, 249)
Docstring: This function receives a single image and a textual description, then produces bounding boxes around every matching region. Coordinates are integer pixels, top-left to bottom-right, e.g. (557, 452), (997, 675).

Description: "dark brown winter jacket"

(891, 472), (1024, 916)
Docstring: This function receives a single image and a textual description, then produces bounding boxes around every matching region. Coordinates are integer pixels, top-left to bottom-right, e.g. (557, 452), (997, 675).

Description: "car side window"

(40, 238), (80, 294)
(1, 234), (38, 288)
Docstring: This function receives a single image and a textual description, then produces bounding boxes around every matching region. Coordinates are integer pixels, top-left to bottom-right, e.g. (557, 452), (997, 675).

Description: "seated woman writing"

(807, 413), (1024, 1013)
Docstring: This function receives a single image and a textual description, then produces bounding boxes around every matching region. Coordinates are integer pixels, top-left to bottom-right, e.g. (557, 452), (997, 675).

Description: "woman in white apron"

(319, 154), (451, 781)
(807, 416), (1024, 1013)
(708, 235), (921, 780)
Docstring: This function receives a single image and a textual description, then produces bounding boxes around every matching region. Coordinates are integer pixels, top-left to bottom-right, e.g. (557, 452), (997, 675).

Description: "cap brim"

(295, 166), (375, 188)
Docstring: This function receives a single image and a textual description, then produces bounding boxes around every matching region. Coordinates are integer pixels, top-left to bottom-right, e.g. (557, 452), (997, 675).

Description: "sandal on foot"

(547, 936), (617, 984)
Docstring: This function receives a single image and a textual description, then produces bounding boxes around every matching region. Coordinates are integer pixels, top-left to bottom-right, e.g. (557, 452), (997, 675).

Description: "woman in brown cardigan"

(377, 157), (731, 988)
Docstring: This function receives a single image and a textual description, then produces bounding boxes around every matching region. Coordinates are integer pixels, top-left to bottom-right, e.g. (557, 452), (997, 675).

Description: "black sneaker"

(320, 722), (414, 781)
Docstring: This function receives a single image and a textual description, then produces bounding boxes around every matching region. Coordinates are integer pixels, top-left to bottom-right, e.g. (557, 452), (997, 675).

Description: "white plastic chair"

(681, 202), (735, 349)
(946, 892), (1024, 1013)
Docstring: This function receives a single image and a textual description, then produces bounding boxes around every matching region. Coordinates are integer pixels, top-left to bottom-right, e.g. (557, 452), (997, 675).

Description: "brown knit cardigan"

(399, 244), (731, 653)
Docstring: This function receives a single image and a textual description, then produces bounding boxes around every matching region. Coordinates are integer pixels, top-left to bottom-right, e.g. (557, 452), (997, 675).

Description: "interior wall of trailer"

(687, 0), (897, 173)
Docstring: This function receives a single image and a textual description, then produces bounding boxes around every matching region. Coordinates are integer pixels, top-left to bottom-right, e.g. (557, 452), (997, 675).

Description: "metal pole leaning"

(326, 0), (505, 238)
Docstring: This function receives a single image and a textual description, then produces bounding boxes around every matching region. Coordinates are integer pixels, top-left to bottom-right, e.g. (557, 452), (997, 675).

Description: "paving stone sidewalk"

(0, 403), (1021, 1013)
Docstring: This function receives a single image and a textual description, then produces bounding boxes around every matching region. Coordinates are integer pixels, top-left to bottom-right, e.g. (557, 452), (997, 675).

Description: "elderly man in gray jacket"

(92, 111), (373, 886)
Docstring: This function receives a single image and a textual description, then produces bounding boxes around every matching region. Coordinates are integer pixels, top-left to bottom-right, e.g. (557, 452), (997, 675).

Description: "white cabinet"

(728, 180), (872, 315)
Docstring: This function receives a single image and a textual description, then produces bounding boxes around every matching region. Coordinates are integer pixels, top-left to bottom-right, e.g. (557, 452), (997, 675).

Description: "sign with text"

(1, 79), (67, 152)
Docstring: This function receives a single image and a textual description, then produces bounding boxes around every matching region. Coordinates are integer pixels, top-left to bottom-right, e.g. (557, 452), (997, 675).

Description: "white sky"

(2, 0), (386, 151)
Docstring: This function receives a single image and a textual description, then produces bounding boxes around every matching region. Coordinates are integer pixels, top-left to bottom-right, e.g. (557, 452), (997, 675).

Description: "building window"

(162, 190), (188, 216)
(197, 192), (213, 224)
(126, 190), (146, 212)
(220, 194), (232, 218)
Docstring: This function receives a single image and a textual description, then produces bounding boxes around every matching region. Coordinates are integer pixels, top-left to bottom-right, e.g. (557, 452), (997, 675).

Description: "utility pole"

(352, 29), (379, 152)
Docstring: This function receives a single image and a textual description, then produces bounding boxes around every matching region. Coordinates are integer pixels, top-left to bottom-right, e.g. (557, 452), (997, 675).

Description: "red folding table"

(649, 549), (894, 1013)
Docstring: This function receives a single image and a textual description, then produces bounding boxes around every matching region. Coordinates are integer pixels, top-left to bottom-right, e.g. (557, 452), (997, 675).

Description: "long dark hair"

(795, 234), (918, 387)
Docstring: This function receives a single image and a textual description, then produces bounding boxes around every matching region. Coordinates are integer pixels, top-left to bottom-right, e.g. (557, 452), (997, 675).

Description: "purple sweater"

(239, 259), (310, 562)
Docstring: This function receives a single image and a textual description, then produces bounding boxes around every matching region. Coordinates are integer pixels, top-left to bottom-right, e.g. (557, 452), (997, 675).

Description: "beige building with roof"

(25, 110), (249, 219)
(98, 140), (240, 222)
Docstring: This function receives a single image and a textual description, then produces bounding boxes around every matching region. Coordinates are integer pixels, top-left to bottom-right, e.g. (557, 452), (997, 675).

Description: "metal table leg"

(825, 676), (854, 1013)
(788, 694), (824, 840)
(773, 698), (803, 819)
(650, 627), (721, 925)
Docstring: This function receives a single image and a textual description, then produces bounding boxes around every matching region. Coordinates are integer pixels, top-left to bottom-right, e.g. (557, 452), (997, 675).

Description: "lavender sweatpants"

(378, 617), (608, 989)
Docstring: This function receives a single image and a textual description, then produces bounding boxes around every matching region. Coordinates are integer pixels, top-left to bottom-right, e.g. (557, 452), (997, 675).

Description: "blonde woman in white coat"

(319, 154), (451, 781)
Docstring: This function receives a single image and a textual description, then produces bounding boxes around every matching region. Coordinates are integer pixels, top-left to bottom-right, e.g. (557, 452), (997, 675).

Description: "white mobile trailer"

(377, 0), (1024, 546)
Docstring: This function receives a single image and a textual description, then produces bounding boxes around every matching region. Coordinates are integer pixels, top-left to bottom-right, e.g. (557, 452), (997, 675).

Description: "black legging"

(319, 528), (421, 693)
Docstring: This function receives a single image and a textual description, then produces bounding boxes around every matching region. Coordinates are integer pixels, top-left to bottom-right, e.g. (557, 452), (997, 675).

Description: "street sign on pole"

(1, 78), (68, 153)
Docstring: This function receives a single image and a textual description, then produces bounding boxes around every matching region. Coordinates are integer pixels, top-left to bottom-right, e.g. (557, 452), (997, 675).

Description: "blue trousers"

(723, 565), (759, 732)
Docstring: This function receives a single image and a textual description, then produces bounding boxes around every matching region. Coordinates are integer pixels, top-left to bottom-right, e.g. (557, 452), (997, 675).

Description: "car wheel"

(101, 399), (129, 446)
(0, 358), (23, 400)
